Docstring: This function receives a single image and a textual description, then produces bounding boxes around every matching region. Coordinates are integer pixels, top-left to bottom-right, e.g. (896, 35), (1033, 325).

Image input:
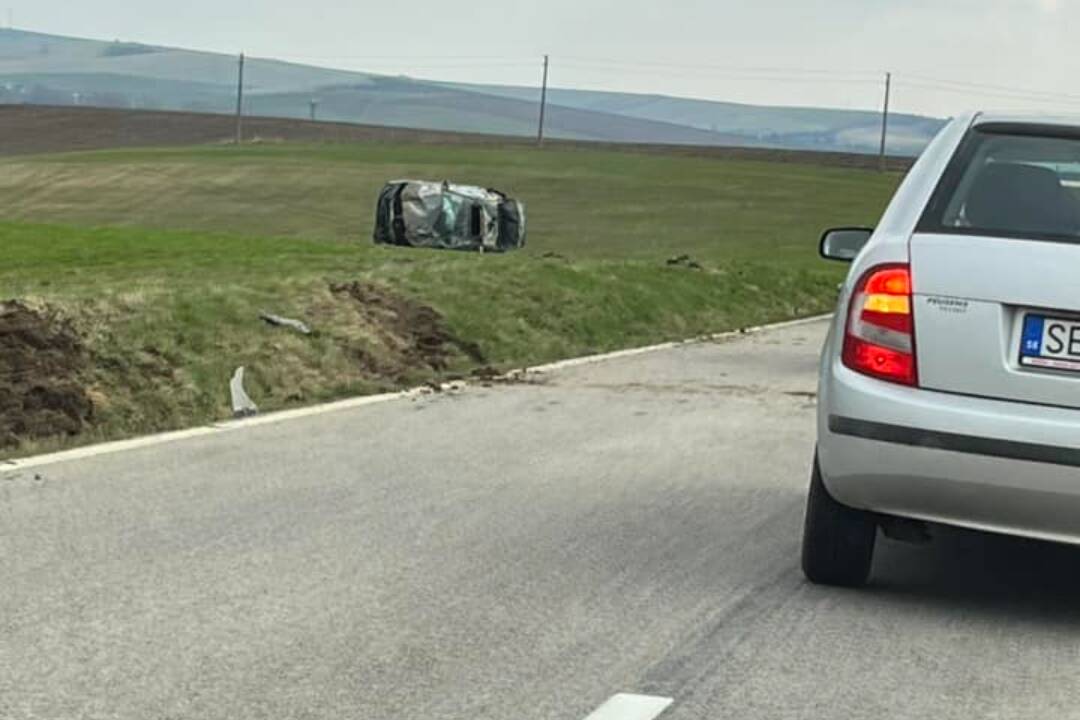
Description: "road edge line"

(526, 312), (830, 374)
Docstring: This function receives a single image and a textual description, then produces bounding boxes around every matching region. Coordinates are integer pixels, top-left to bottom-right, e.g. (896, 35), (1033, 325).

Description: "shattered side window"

(435, 194), (460, 237)
(435, 192), (476, 243)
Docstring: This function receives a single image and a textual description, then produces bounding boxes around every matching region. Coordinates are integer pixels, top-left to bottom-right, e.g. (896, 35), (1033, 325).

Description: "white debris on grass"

(230, 366), (259, 418)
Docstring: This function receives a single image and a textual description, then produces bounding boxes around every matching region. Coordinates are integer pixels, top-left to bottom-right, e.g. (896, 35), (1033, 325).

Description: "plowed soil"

(330, 281), (486, 376)
(0, 301), (93, 449)
(0, 105), (914, 172)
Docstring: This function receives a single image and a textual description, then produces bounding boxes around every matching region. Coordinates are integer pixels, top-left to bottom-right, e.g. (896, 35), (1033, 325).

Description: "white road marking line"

(583, 693), (674, 720)
(0, 390), (413, 472)
(0, 314), (831, 472)
(529, 313), (830, 374)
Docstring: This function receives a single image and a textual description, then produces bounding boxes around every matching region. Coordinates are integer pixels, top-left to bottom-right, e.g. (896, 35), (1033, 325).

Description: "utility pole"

(235, 52), (245, 145)
(537, 54), (549, 146)
(309, 98), (319, 122)
(878, 71), (891, 172)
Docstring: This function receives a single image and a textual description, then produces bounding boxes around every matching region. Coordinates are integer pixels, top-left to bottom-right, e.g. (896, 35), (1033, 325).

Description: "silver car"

(373, 180), (526, 253)
(804, 111), (1080, 586)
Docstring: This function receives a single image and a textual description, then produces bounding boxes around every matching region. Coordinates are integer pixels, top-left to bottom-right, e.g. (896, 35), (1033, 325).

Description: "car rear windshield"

(918, 125), (1080, 242)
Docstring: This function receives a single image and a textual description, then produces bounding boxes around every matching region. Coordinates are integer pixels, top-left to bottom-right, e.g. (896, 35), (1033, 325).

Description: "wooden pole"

(537, 55), (549, 146)
(878, 72), (891, 172)
(235, 52), (245, 145)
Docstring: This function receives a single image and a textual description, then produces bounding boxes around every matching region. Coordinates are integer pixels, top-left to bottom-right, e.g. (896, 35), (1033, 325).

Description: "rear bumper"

(819, 360), (1080, 545)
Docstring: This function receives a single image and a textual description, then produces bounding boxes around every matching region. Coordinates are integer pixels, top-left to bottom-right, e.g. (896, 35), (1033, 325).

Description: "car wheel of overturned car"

(801, 452), (876, 587)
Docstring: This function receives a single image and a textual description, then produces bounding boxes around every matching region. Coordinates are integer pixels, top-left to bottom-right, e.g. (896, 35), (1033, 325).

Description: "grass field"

(0, 141), (900, 456)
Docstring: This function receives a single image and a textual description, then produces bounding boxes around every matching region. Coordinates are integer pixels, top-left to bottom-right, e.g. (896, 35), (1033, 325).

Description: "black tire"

(801, 453), (876, 587)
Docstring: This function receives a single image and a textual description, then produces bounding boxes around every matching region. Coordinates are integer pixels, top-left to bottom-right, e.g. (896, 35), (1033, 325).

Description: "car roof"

(973, 111), (1080, 130)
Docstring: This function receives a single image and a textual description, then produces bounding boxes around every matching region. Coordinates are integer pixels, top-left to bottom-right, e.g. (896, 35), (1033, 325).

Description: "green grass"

(0, 141), (900, 456)
(0, 142), (896, 264)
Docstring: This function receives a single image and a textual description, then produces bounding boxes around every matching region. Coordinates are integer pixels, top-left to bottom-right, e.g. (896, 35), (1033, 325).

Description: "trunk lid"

(911, 232), (1080, 409)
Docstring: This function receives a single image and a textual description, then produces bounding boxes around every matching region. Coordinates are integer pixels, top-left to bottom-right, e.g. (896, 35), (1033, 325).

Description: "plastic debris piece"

(260, 312), (312, 335)
(230, 366), (259, 418)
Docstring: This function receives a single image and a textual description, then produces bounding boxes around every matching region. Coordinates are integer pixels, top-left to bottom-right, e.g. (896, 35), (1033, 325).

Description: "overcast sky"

(9, 0), (1078, 118)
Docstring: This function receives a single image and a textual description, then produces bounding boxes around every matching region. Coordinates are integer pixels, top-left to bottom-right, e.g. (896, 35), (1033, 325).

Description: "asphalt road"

(4, 318), (1080, 720)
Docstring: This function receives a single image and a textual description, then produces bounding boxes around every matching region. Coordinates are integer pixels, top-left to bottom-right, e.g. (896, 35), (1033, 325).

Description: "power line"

(248, 52), (877, 81)
(549, 62), (1080, 112)
(556, 62), (882, 85)
(285, 62), (539, 73)
(560, 56), (881, 79)
(896, 79), (1080, 107)
(902, 73), (1080, 103)
(265, 54), (534, 65)
(341, 61), (537, 68)
(225, 50), (1080, 108)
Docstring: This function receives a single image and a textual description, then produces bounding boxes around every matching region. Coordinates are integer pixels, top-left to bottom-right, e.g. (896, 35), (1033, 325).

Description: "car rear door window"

(919, 126), (1080, 243)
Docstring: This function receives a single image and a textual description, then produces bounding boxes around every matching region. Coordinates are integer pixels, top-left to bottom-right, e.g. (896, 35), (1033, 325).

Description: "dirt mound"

(0, 301), (93, 449)
(330, 282), (485, 375)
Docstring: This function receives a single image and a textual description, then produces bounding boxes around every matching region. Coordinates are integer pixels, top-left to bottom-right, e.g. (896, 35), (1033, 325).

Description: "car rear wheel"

(801, 453), (876, 587)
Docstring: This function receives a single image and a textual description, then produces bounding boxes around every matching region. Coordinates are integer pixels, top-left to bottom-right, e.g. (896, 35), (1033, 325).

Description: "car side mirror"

(820, 228), (873, 262)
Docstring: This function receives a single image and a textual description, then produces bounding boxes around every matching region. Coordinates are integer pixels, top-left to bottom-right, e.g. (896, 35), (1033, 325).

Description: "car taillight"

(842, 264), (917, 386)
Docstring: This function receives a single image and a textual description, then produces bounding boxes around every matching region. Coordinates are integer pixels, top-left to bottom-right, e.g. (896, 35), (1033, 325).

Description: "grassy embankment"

(0, 141), (899, 455)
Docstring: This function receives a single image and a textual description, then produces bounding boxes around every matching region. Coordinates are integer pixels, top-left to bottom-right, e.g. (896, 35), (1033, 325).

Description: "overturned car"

(373, 180), (526, 252)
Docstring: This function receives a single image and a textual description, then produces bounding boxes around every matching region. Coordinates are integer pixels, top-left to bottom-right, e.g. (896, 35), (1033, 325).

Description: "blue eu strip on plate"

(1022, 315), (1045, 357)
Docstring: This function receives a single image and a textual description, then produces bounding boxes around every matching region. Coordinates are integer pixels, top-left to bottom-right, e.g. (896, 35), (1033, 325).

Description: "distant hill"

(446, 84), (944, 156)
(0, 28), (944, 154)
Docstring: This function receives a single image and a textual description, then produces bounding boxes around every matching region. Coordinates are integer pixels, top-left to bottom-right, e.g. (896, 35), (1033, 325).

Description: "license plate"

(1020, 314), (1080, 372)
